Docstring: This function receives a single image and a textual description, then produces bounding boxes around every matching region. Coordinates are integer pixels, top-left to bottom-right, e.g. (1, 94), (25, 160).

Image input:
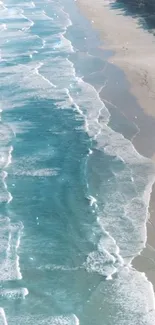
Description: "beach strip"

(77, 0), (155, 289)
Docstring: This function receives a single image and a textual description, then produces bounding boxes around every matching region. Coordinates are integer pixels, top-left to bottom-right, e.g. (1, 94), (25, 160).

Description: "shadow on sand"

(110, 0), (155, 34)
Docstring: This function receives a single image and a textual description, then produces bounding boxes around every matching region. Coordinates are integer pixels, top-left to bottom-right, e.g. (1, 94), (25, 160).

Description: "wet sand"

(76, 0), (155, 289)
(77, 0), (155, 118)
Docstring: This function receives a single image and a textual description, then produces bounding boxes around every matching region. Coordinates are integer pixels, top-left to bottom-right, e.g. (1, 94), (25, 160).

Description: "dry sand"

(77, 0), (155, 118)
(76, 0), (155, 288)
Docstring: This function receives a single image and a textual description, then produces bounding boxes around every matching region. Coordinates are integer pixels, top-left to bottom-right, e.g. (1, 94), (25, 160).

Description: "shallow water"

(0, 0), (155, 324)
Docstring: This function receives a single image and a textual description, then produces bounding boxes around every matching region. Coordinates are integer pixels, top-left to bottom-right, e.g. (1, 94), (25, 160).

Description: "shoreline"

(77, 0), (155, 119)
(76, 0), (155, 290)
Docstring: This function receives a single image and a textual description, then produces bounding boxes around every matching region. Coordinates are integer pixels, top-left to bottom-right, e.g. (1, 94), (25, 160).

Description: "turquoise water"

(0, 0), (155, 324)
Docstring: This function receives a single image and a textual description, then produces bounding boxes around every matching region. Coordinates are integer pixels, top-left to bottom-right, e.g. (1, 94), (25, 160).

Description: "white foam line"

(65, 88), (89, 131)
(94, 105), (104, 139)
(60, 6), (73, 27)
(34, 62), (56, 88)
(42, 10), (55, 21)
(73, 315), (79, 325)
(21, 10), (34, 32)
(87, 195), (97, 207)
(2, 171), (13, 204)
(22, 23), (34, 32)
(31, 2), (35, 8)
(41, 39), (46, 49)
(5, 146), (13, 168)
(23, 288), (29, 298)
(23, 49), (38, 59)
(16, 255), (22, 280)
(76, 76), (110, 135)
(127, 177), (155, 265)
(16, 229), (22, 251)
(0, 308), (8, 325)
(142, 176), (155, 253)
(2, 171), (8, 190)
(7, 192), (13, 204)
(6, 224), (23, 280)
(55, 32), (74, 53)
(6, 231), (11, 255)
(65, 65), (108, 136)
(16, 226), (23, 280)
(104, 229), (124, 266)
(19, 8), (45, 51)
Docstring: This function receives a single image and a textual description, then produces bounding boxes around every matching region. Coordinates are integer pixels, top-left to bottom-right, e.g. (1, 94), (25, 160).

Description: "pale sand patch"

(77, 0), (155, 117)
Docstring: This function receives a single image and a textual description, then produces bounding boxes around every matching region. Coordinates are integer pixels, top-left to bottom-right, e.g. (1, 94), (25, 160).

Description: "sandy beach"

(77, 0), (155, 118)
(77, 0), (155, 289)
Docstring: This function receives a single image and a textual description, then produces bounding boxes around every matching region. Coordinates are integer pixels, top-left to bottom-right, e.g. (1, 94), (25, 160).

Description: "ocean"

(0, 0), (155, 324)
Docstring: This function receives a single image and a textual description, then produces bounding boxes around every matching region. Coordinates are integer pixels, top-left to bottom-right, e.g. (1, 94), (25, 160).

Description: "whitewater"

(0, 0), (155, 324)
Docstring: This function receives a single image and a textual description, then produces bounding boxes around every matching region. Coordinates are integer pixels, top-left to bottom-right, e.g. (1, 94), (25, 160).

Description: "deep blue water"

(0, 0), (155, 324)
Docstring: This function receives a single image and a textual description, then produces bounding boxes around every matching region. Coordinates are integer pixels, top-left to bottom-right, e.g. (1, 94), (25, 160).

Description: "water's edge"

(0, 0), (155, 324)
